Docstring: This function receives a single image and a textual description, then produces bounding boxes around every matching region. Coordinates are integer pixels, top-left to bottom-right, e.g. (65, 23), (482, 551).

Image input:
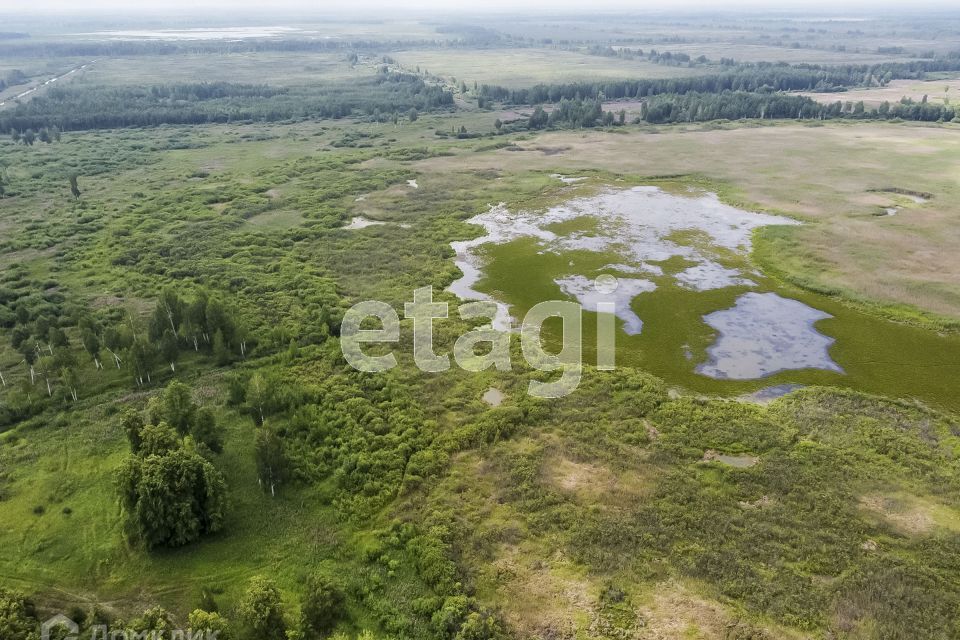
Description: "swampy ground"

(3, 11), (960, 640)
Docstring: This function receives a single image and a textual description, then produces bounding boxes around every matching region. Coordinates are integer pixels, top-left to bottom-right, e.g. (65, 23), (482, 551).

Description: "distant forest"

(480, 57), (960, 104)
(0, 71), (453, 132)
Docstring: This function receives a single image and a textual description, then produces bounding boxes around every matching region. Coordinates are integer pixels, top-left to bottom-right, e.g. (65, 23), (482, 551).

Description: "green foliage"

(193, 407), (224, 454)
(121, 407), (146, 453)
(116, 445), (227, 549)
(0, 72), (453, 132)
(187, 610), (231, 640)
(832, 557), (960, 638)
(128, 607), (174, 635)
(237, 576), (286, 640)
(300, 575), (345, 637)
(137, 422), (180, 457)
(153, 380), (197, 436)
(0, 588), (38, 640)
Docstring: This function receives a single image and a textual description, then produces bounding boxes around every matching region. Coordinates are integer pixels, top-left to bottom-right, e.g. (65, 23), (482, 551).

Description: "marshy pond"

(448, 183), (960, 410)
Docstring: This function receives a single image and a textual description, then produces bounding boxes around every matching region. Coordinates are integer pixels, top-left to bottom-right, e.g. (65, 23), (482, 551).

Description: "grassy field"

(392, 48), (713, 88)
(84, 52), (374, 86)
(799, 77), (960, 107)
(414, 120), (960, 325)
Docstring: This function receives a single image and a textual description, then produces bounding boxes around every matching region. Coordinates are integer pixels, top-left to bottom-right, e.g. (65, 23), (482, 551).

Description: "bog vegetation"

(2, 10), (960, 640)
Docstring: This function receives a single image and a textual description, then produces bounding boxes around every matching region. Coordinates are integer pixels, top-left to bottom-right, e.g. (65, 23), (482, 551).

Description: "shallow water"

(483, 388), (506, 407)
(745, 383), (805, 403)
(550, 174), (587, 184)
(446, 184), (960, 405)
(447, 186), (799, 343)
(698, 292), (843, 379)
(554, 274), (656, 335)
(703, 451), (759, 468)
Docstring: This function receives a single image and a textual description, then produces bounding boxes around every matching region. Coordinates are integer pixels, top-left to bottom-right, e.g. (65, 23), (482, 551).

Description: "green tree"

(528, 105), (548, 129)
(157, 380), (197, 436)
(246, 373), (270, 425)
(408, 107), (418, 122)
(212, 329), (231, 366)
(192, 407), (224, 454)
(300, 575), (344, 637)
(188, 610), (230, 640)
(80, 326), (102, 369)
(128, 340), (157, 386)
(121, 408), (146, 453)
(129, 607), (173, 635)
(48, 326), (69, 348)
(137, 422), (180, 457)
(116, 446), (227, 549)
(456, 611), (503, 640)
(160, 330), (179, 372)
(237, 576), (286, 640)
(255, 427), (287, 497)
(61, 367), (79, 402)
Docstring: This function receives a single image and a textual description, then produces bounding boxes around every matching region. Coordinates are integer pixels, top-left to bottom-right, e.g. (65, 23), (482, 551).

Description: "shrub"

(237, 576), (286, 640)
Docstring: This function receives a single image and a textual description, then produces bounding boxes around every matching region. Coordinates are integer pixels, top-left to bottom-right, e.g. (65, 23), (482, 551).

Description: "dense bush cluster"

(116, 382), (228, 549)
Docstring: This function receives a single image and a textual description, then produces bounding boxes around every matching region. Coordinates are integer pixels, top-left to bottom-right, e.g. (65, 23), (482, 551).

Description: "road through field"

(0, 61), (95, 108)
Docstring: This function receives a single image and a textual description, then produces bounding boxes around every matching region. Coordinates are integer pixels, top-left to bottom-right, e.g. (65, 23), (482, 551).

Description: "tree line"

(586, 45), (711, 67)
(639, 91), (958, 124)
(498, 92), (958, 132)
(479, 56), (960, 105)
(0, 71), (453, 132)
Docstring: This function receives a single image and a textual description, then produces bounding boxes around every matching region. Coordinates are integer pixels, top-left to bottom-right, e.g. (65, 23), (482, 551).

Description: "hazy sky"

(2, 0), (957, 15)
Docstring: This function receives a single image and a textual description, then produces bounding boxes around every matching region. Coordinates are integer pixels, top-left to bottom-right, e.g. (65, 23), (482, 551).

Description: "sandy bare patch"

(490, 545), (590, 639)
(639, 582), (730, 639)
(701, 450), (759, 468)
(549, 457), (614, 494)
(636, 580), (791, 639)
(544, 454), (655, 505)
(859, 493), (935, 535)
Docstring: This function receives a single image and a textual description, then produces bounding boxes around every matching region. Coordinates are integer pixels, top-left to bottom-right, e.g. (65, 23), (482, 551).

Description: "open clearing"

(393, 48), (712, 87)
(84, 52), (373, 86)
(798, 77), (960, 107)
